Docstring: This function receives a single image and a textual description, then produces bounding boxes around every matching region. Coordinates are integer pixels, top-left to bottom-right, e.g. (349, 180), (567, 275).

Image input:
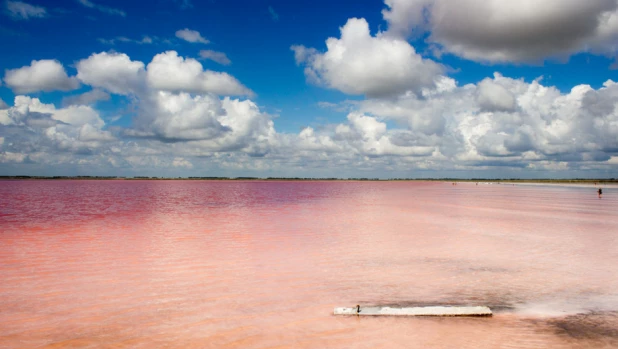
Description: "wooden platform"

(333, 306), (492, 316)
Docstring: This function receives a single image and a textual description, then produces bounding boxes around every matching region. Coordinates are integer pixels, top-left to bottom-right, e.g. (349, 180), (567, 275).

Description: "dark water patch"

(530, 311), (618, 343)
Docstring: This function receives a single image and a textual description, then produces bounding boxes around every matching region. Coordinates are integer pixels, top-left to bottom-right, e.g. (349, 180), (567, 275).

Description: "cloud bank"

(2, 52), (618, 177)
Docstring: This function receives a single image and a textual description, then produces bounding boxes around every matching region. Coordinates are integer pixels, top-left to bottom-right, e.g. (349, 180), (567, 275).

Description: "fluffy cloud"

(131, 91), (230, 142)
(292, 18), (443, 97)
(0, 96), (113, 163)
(279, 111), (438, 162)
(357, 76), (460, 136)
(0, 91), (277, 172)
(6, 0), (46, 20)
(383, 0), (618, 63)
(0, 98), (7, 109)
(129, 91), (275, 154)
(53, 105), (105, 128)
(476, 77), (517, 112)
(76, 52), (146, 95)
(338, 112), (435, 157)
(217, 97), (277, 155)
(1, 96), (105, 128)
(381, 0), (430, 38)
(76, 51), (251, 96)
(77, 123), (115, 142)
(199, 50), (232, 65)
(146, 51), (252, 96)
(261, 71), (618, 175)
(357, 74), (618, 167)
(175, 29), (209, 44)
(4, 60), (80, 94)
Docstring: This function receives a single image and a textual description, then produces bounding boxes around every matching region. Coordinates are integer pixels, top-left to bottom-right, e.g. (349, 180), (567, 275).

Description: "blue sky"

(1, 0), (618, 178)
(1, 0), (381, 132)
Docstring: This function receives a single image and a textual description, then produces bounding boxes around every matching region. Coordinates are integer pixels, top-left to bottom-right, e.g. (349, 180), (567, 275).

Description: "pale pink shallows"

(1, 180), (617, 348)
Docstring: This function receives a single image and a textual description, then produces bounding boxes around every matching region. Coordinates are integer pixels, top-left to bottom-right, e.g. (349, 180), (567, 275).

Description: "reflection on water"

(1, 180), (617, 348)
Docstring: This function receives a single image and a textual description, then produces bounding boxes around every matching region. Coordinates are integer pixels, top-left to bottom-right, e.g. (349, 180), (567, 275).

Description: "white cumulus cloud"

(0, 96), (113, 161)
(76, 52), (146, 95)
(132, 91), (230, 142)
(476, 75), (517, 112)
(146, 51), (252, 96)
(76, 51), (252, 97)
(4, 96), (105, 128)
(4, 59), (80, 94)
(128, 91), (275, 155)
(291, 18), (443, 97)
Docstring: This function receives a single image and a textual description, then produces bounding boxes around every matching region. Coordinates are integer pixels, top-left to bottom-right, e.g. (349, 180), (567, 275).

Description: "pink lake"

(1, 180), (617, 348)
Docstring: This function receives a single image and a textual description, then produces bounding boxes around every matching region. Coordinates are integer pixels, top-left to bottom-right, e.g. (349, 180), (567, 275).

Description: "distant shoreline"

(492, 181), (618, 188)
(0, 176), (616, 184)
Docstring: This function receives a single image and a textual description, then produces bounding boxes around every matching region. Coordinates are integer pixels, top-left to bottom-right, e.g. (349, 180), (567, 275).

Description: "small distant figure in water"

(598, 188), (603, 198)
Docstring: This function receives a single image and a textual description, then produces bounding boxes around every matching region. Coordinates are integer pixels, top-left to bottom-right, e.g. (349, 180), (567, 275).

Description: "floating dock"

(334, 306), (492, 317)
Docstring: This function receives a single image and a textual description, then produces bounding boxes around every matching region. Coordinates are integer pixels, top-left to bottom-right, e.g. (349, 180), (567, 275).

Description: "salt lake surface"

(1, 180), (617, 348)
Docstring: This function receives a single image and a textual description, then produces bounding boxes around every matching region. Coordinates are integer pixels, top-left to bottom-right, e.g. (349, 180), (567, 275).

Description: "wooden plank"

(333, 306), (492, 316)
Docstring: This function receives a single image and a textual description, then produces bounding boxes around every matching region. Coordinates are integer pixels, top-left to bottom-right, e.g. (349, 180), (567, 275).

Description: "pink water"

(1, 180), (617, 348)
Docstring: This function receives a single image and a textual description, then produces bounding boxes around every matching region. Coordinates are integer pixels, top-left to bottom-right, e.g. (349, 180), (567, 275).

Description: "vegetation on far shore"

(0, 176), (616, 184)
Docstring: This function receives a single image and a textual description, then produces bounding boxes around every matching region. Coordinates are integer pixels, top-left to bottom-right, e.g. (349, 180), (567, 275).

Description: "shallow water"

(1, 180), (617, 348)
